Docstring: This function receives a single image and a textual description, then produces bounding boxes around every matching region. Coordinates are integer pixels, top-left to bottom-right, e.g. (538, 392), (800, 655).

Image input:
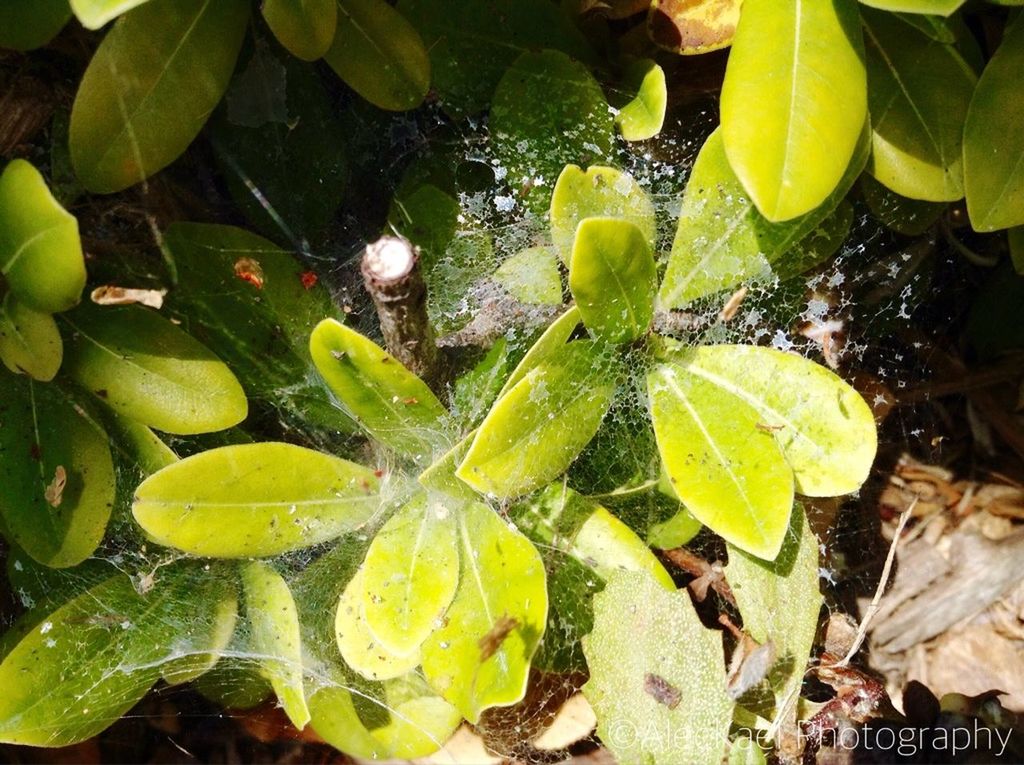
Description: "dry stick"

(834, 497), (917, 669)
(361, 235), (439, 385)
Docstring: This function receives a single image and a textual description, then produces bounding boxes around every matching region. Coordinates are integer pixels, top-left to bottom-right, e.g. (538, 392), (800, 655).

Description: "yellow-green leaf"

(69, 0), (250, 193)
(494, 247), (563, 305)
(858, 0), (964, 14)
(420, 501), (547, 723)
(361, 494), (459, 656)
(862, 8), (976, 201)
(62, 304), (247, 435)
(721, 0), (868, 221)
(335, 567), (420, 680)
(613, 59), (667, 141)
(0, 295), (62, 382)
(0, 376), (115, 568)
(309, 318), (450, 461)
(70, 0), (152, 28)
(582, 570), (733, 763)
(963, 16), (1024, 231)
(262, 0), (337, 61)
(550, 164), (656, 265)
(324, 0), (430, 111)
(648, 0), (741, 54)
(241, 561), (310, 730)
(569, 218), (657, 343)
(498, 305), (581, 397)
(132, 442), (379, 557)
(0, 159), (85, 313)
(457, 340), (618, 499)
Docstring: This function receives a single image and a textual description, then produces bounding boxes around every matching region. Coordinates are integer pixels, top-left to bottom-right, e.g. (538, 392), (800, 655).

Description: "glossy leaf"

(858, 0), (964, 14)
(70, 0), (152, 28)
(494, 248), (563, 305)
(570, 218), (657, 344)
(0, 377), (115, 568)
(963, 16), (1024, 231)
(0, 295), (62, 382)
(262, 0), (336, 60)
(159, 580), (238, 685)
(0, 565), (238, 746)
(613, 59), (667, 141)
(659, 128), (869, 307)
(361, 494), (459, 656)
(132, 442), (379, 557)
(163, 223), (351, 434)
(862, 8), (976, 201)
(62, 304), (247, 435)
(0, 0), (70, 50)
(583, 570), (733, 763)
(309, 673), (460, 759)
(726, 505), (821, 722)
(335, 567), (420, 680)
(649, 360), (793, 560)
(721, 0), (867, 221)
(397, 0), (595, 114)
(550, 164), (657, 264)
(324, 0), (430, 111)
(775, 199), (855, 281)
(98, 406), (178, 476)
(309, 318), (450, 460)
(498, 305), (581, 397)
(648, 0), (741, 54)
(241, 561), (310, 729)
(457, 340), (618, 499)
(676, 344), (878, 496)
(69, 0), (250, 193)
(421, 501), (547, 723)
(491, 51), (615, 213)
(0, 160), (85, 313)
(860, 173), (946, 235)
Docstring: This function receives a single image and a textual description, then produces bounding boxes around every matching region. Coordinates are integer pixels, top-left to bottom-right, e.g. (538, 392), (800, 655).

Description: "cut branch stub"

(360, 235), (439, 385)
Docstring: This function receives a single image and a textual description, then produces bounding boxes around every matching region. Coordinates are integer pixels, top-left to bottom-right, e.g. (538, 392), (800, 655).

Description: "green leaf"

(1010, 227), (1024, 275)
(582, 570), (733, 764)
(860, 173), (946, 236)
(730, 737), (769, 765)
(0, 564), (238, 746)
(0, 0), (71, 50)
(647, 0), (741, 54)
(494, 248), (563, 306)
(613, 59), (667, 141)
(570, 218), (657, 344)
(457, 340), (618, 499)
(417, 433), (478, 500)
(132, 442), (380, 557)
(69, 0), (152, 28)
(451, 339), (512, 431)
(194, 660), (272, 710)
(361, 494), (459, 656)
(721, 0), (868, 221)
(0, 295), (62, 382)
(160, 580), (238, 685)
(335, 566), (421, 681)
(421, 501), (547, 723)
(963, 16), (1024, 231)
(397, 0), (595, 114)
(658, 128), (869, 308)
(862, 8), (976, 202)
(0, 160), (85, 313)
(550, 164), (657, 265)
(96, 405), (178, 475)
(674, 345), (878, 497)
(774, 199), (855, 281)
(324, 0), (430, 111)
(893, 11), (957, 42)
(498, 305), (581, 397)
(262, 0), (336, 60)
(69, 0), (250, 193)
(0, 377), (115, 568)
(241, 561), (310, 730)
(163, 223), (351, 434)
(648, 359), (793, 561)
(858, 0), (964, 14)
(647, 506), (703, 550)
(309, 674), (460, 759)
(491, 51), (615, 214)
(62, 304), (247, 435)
(725, 505), (821, 725)
(309, 318), (450, 460)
